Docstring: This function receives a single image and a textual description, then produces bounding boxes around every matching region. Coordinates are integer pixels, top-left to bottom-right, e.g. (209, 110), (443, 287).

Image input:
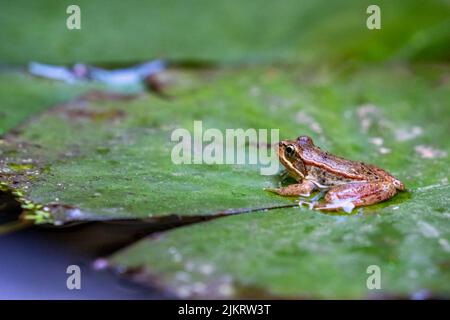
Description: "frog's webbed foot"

(265, 180), (316, 197)
(313, 181), (398, 213)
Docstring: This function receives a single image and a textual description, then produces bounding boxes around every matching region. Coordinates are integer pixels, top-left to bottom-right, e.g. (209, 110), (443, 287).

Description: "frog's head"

(277, 136), (314, 180)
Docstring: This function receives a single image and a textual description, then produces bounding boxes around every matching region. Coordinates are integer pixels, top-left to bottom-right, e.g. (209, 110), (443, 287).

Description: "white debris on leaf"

(173, 273), (234, 299)
(198, 263), (215, 275)
(29, 60), (166, 89)
(168, 246), (183, 263)
(249, 86), (261, 97)
(295, 111), (323, 134)
(29, 62), (81, 83)
(438, 239), (450, 252)
(90, 60), (165, 86)
(417, 221), (440, 238)
(378, 147), (391, 154)
(394, 126), (423, 141)
(416, 179), (448, 192)
(356, 104), (382, 133)
(217, 278), (234, 297)
(415, 145), (447, 159)
(175, 272), (191, 282)
(369, 137), (384, 146)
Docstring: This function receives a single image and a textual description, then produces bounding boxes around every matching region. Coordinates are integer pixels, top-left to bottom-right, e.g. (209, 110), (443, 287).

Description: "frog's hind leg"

(266, 180), (316, 197)
(315, 181), (397, 212)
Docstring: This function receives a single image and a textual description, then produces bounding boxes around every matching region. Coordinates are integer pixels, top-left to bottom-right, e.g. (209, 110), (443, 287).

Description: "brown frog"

(268, 136), (405, 212)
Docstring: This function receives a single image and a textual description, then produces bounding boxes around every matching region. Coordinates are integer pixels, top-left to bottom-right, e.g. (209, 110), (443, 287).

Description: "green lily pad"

(1, 68), (302, 223)
(1, 63), (448, 229)
(109, 187), (450, 298)
(0, 73), (93, 135)
(108, 63), (450, 298)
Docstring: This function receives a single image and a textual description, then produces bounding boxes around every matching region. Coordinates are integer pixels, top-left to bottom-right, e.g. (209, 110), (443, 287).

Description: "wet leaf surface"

(109, 192), (450, 298)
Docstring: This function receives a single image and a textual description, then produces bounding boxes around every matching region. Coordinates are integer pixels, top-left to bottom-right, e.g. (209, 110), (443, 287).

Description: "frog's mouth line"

(283, 161), (305, 180)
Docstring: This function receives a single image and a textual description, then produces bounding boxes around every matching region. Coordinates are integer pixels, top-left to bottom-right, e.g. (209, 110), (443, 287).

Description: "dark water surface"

(0, 194), (172, 299)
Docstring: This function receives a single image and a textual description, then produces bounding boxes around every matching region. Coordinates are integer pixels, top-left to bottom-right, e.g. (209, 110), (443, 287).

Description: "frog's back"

(297, 136), (405, 190)
(301, 145), (370, 180)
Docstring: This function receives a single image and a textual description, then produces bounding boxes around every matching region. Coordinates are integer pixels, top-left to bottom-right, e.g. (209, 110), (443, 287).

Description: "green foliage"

(0, 0), (449, 64)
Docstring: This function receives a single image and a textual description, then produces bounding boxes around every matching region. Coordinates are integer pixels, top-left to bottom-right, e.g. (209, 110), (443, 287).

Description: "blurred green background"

(1, 0), (449, 65)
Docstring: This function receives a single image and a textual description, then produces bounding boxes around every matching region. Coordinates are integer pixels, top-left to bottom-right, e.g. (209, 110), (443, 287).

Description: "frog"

(267, 135), (405, 212)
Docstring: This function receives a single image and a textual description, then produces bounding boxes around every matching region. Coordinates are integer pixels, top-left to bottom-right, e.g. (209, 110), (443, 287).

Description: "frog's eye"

(285, 145), (296, 158)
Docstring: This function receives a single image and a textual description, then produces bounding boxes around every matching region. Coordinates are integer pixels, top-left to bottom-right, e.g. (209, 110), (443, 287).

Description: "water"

(0, 194), (170, 299)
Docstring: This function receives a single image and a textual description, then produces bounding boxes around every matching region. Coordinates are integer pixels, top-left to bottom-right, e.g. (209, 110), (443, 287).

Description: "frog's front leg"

(315, 181), (397, 212)
(266, 180), (316, 197)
